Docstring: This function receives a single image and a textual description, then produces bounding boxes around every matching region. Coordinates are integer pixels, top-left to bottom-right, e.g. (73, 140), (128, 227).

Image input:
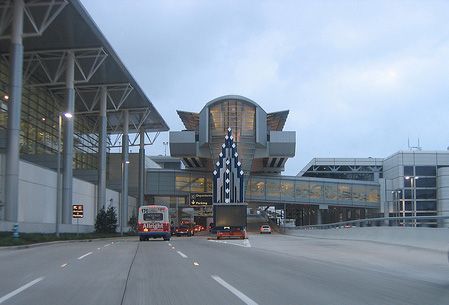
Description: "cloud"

(81, 0), (449, 174)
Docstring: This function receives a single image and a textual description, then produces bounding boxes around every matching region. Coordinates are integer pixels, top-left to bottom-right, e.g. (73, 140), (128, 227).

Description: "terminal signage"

(72, 204), (84, 218)
(190, 193), (213, 206)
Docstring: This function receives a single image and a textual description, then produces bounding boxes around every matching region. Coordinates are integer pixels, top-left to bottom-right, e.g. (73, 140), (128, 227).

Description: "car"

(259, 225), (272, 234)
(217, 227), (247, 240)
(193, 224), (204, 232)
(175, 225), (195, 237)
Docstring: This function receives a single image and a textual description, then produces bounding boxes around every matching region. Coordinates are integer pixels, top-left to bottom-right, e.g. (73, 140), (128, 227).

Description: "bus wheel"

(139, 236), (145, 241)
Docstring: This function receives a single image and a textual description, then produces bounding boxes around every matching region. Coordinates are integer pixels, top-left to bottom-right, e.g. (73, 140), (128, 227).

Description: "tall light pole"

(405, 176), (419, 227)
(56, 112), (73, 237)
(391, 190), (401, 225)
(163, 141), (168, 156)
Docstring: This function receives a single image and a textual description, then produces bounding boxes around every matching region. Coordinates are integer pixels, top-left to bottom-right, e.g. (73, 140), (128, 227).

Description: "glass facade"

(147, 170), (380, 208)
(0, 61), (99, 169)
(209, 99), (256, 175)
(246, 176), (379, 206)
(395, 165), (438, 226)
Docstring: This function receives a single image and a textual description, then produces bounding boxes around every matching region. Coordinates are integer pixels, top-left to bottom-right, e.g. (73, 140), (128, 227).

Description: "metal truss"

(51, 83), (134, 113)
(108, 131), (161, 149)
(1, 48), (108, 87)
(309, 165), (383, 172)
(0, 0), (68, 39)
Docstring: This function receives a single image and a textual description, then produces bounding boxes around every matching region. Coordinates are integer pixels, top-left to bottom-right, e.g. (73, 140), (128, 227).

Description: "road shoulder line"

(211, 275), (258, 305)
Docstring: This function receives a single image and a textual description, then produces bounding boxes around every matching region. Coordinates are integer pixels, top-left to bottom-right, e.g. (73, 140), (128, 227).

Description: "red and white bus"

(138, 205), (170, 241)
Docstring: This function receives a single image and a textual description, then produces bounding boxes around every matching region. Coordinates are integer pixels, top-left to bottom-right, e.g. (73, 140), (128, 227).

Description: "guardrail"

(293, 215), (449, 230)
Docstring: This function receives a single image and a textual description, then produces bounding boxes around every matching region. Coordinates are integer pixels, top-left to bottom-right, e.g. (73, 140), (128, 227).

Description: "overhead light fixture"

(125, 160), (130, 164)
(64, 112), (73, 119)
(4, 95), (9, 100)
(42, 117), (46, 121)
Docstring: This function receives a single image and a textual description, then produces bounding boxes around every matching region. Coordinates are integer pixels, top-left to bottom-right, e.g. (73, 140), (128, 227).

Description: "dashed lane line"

(176, 251), (188, 258)
(0, 277), (44, 304)
(77, 252), (93, 260)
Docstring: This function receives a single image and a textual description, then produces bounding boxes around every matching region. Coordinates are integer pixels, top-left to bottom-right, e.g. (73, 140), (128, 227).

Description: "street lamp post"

(56, 112), (73, 237)
(163, 141), (168, 156)
(405, 176), (419, 227)
(391, 190), (402, 226)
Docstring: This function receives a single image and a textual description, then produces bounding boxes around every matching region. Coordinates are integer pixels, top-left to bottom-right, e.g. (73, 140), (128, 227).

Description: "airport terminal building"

(145, 95), (449, 227)
(145, 96), (384, 226)
(1, 0), (448, 233)
(0, 0), (168, 233)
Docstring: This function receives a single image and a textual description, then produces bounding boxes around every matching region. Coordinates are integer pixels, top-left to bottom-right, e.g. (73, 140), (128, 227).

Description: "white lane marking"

(208, 239), (251, 248)
(168, 243), (172, 246)
(211, 275), (258, 305)
(77, 252), (93, 260)
(177, 251), (188, 258)
(60, 263), (68, 268)
(171, 246), (175, 250)
(0, 277), (44, 304)
(193, 262), (199, 266)
(97, 247), (101, 250)
(104, 243), (111, 247)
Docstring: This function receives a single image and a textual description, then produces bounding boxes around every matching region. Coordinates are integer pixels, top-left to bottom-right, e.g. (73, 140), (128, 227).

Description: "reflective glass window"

(366, 185), (379, 203)
(416, 201), (436, 211)
(415, 166), (436, 176)
(281, 180), (294, 200)
(266, 179), (281, 200)
(337, 184), (351, 201)
(295, 181), (309, 199)
(416, 189), (436, 199)
(191, 176), (206, 193)
(352, 185), (367, 202)
(309, 182), (322, 200)
(404, 166), (414, 176)
(324, 184), (337, 201)
(416, 178), (436, 188)
(175, 174), (191, 193)
(250, 177), (265, 199)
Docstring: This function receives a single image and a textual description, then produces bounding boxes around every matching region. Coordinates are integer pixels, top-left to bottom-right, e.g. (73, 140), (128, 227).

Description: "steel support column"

(5, 0), (24, 222)
(317, 208), (322, 225)
(97, 87), (107, 213)
(62, 51), (75, 224)
(138, 130), (145, 207)
(121, 110), (129, 234)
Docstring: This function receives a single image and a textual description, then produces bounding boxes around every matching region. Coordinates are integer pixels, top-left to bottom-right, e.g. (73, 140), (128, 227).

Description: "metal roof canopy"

(0, 0), (169, 134)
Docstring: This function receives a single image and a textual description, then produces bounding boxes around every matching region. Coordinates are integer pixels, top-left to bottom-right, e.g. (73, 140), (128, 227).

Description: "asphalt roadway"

(0, 232), (448, 305)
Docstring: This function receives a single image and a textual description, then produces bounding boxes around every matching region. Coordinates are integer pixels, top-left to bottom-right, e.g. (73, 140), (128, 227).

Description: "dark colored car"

(175, 225), (194, 237)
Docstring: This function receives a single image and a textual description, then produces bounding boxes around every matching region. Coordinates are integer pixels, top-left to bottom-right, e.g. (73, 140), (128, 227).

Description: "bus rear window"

(143, 213), (163, 221)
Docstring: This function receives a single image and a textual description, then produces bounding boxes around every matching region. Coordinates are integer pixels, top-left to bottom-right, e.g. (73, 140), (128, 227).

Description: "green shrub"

(95, 206), (118, 233)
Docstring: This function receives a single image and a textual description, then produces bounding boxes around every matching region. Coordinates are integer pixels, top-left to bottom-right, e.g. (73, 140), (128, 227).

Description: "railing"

(293, 215), (449, 230)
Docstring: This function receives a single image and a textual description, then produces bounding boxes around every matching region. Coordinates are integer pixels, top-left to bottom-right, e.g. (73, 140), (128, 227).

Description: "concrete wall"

(287, 227), (449, 252)
(0, 155), (137, 233)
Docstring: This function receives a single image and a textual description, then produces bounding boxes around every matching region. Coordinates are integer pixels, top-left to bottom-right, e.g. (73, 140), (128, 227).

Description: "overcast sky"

(81, 0), (449, 175)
